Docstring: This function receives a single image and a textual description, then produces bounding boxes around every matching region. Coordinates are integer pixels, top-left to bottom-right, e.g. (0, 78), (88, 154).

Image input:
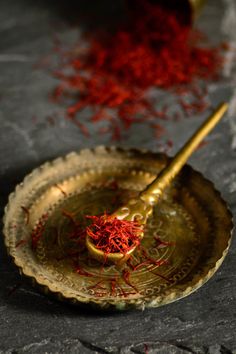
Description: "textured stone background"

(0, 0), (236, 353)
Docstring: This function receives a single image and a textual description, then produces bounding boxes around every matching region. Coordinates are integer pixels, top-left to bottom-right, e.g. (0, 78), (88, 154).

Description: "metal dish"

(3, 146), (233, 310)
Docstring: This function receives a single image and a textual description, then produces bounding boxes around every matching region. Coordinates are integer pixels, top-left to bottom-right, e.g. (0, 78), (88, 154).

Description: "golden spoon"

(86, 103), (228, 264)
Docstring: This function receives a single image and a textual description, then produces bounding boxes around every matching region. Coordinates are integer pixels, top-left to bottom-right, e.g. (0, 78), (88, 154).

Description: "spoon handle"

(140, 102), (228, 205)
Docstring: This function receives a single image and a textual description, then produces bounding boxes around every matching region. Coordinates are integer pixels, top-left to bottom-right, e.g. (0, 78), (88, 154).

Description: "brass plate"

(3, 147), (233, 310)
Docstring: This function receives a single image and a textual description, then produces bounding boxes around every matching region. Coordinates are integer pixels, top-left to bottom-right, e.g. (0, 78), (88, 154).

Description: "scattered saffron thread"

(21, 206), (30, 225)
(48, 0), (224, 140)
(31, 213), (48, 249)
(154, 236), (175, 248)
(144, 343), (149, 354)
(15, 239), (27, 248)
(54, 183), (67, 197)
(62, 209), (78, 225)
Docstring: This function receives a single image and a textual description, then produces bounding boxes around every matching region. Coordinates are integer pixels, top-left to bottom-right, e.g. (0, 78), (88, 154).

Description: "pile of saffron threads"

(50, 0), (223, 140)
(86, 214), (143, 254)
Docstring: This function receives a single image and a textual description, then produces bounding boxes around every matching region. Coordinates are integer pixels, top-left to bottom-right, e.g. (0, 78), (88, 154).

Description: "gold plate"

(3, 147), (233, 310)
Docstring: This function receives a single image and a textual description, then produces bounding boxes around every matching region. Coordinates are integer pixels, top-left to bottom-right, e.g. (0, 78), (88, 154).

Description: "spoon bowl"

(86, 235), (137, 265)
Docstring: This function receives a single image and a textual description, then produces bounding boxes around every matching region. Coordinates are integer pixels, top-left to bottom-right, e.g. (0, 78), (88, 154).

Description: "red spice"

(62, 209), (78, 225)
(154, 235), (174, 248)
(133, 258), (167, 271)
(31, 213), (48, 249)
(115, 281), (128, 297)
(21, 205), (30, 225)
(197, 140), (209, 150)
(106, 180), (119, 190)
(122, 269), (139, 293)
(67, 117), (90, 137)
(110, 278), (118, 296)
(61, 210), (87, 249)
(75, 264), (94, 277)
(144, 343), (149, 354)
(50, 0), (223, 140)
(87, 280), (106, 291)
(54, 183), (67, 197)
(16, 239), (27, 248)
(151, 123), (167, 139)
(129, 246), (171, 283)
(148, 268), (171, 283)
(166, 139), (173, 150)
(86, 213), (143, 254)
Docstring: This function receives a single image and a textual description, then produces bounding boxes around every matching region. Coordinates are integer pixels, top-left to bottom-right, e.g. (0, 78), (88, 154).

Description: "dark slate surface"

(0, 0), (236, 353)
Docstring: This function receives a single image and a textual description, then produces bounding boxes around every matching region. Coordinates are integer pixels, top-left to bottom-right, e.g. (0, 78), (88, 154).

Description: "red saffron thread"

(144, 343), (149, 354)
(122, 269), (139, 293)
(87, 280), (107, 291)
(110, 279), (116, 296)
(86, 213), (143, 254)
(154, 236), (175, 248)
(54, 184), (67, 197)
(62, 209), (78, 225)
(21, 206), (30, 225)
(30, 213), (48, 249)
(16, 239), (27, 248)
(75, 265), (94, 277)
(49, 0), (223, 140)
